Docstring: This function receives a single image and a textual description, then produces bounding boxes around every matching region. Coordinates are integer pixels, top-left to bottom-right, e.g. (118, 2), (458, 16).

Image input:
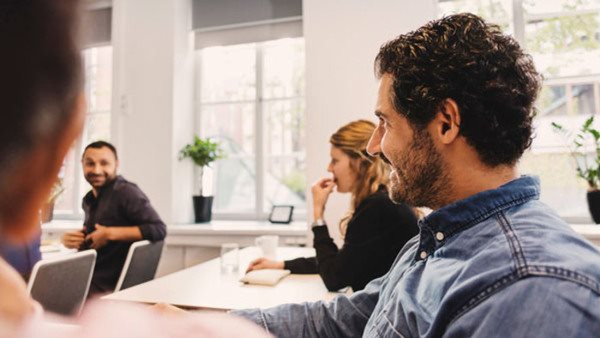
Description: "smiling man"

(61, 141), (166, 296)
(231, 13), (600, 337)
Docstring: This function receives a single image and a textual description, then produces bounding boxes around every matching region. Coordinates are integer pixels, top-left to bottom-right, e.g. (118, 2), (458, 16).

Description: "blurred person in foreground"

(0, 1), (268, 337)
(247, 120), (419, 292)
(228, 13), (600, 337)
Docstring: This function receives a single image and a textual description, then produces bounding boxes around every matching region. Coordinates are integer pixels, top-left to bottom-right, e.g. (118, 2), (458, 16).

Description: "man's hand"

(61, 227), (86, 249)
(246, 258), (284, 273)
(85, 224), (112, 250)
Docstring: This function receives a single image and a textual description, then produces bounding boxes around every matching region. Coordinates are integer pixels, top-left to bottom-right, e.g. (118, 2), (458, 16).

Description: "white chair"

(27, 249), (96, 316)
(114, 240), (164, 292)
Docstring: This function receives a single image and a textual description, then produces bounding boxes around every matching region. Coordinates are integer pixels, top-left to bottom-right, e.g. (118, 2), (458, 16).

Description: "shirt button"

(420, 251), (428, 259)
(435, 232), (445, 241)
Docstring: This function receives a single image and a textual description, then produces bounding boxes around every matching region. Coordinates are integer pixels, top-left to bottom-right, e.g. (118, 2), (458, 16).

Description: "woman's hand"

(246, 258), (284, 272)
(311, 177), (336, 220)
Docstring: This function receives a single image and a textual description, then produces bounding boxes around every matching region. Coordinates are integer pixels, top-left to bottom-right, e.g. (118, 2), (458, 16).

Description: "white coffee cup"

(255, 235), (279, 259)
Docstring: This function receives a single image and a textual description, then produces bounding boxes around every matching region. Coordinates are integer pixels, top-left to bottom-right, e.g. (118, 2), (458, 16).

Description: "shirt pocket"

(365, 300), (410, 338)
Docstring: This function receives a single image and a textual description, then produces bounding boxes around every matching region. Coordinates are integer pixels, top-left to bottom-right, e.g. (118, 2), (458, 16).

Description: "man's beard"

(85, 172), (115, 189)
(387, 128), (450, 209)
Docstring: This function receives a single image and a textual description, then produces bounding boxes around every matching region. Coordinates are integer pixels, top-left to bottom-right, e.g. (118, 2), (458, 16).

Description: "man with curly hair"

(232, 13), (600, 336)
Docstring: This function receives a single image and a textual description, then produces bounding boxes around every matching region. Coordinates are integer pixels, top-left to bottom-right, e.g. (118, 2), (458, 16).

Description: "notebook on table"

(240, 269), (291, 286)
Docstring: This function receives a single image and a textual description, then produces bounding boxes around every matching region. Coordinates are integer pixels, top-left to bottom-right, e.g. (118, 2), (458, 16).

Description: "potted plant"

(179, 135), (224, 222)
(552, 116), (600, 223)
(41, 178), (64, 223)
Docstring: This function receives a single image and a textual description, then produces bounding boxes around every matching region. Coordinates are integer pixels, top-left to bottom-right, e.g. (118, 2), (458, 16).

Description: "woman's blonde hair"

(330, 120), (390, 236)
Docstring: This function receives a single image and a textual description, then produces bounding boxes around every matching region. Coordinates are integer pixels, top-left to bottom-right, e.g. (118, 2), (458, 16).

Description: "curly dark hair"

(375, 13), (542, 166)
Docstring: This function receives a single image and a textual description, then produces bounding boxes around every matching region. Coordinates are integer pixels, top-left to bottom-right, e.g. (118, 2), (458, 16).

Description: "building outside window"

(197, 37), (306, 219)
(439, 0), (600, 221)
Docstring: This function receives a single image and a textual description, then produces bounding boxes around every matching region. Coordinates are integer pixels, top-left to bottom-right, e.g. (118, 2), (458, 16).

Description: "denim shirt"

(233, 176), (600, 337)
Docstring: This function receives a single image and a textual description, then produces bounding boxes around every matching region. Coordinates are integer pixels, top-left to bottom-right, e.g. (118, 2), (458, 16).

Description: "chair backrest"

(114, 240), (164, 292)
(27, 249), (96, 316)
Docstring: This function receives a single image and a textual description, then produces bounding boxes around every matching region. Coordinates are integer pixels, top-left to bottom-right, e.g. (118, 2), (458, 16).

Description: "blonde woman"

(248, 120), (419, 291)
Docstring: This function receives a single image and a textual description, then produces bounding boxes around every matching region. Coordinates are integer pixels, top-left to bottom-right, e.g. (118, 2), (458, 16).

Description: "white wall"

(110, 0), (436, 237)
(111, 0), (195, 224)
(303, 0), (436, 243)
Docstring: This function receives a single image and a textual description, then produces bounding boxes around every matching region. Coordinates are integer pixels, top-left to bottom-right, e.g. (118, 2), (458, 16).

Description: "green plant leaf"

(551, 122), (563, 130)
(179, 136), (225, 168)
(552, 118), (600, 189)
(583, 116), (594, 130)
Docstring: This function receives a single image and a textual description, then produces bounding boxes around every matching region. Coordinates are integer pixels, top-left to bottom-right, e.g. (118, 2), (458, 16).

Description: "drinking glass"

(220, 243), (239, 274)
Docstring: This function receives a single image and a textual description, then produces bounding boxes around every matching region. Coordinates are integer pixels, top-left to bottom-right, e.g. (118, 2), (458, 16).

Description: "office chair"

(114, 240), (164, 292)
(27, 249), (96, 316)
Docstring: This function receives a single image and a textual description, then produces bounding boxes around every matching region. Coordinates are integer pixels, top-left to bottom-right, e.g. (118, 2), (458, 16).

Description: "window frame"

(54, 43), (113, 220)
(195, 39), (307, 221)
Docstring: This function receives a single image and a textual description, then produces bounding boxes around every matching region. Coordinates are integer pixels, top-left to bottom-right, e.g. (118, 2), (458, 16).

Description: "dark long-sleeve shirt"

(81, 175), (166, 295)
(284, 187), (419, 291)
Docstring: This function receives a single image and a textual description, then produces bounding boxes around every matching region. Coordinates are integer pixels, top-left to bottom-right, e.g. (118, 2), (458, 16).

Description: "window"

(196, 38), (306, 219)
(54, 46), (113, 218)
(439, 0), (600, 221)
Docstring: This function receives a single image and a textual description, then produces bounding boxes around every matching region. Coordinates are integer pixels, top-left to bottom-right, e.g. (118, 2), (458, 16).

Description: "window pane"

(523, 0), (600, 15)
(201, 103), (255, 155)
(212, 156), (257, 212)
(54, 148), (77, 215)
(519, 151), (588, 218)
(438, 0), (514, 33)
(83, 46), (113, 112)
(538, 85), (568, 116)
(200, 44), (256, 102)
(262, 38), (305, 99)
(263, 99), (306, 212)
(201, 103), (256, 212)
(84, 113), (111, 144)
(572, 84), (596, 115)
(524, 0), (600, 81)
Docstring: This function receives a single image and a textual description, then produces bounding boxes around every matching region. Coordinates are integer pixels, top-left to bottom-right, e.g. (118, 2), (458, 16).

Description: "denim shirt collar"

(416, 176), (540, 259)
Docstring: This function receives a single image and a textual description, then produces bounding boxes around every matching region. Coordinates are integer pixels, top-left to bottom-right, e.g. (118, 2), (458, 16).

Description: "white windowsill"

(42, 220), (599, 246)
(42, 219), (307, 233)
(42, 219), (310, 247)
(169, 220), (307, 235)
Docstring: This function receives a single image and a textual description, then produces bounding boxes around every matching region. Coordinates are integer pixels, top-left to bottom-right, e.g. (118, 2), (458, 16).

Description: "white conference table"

(102, 246), (346, 311)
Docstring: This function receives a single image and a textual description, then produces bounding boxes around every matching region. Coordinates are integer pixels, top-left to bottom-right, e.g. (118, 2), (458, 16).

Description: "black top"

(284, 187), (419, 291)
(81, 175), (166, 295)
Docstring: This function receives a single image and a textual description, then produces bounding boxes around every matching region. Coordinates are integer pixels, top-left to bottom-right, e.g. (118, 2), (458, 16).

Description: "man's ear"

(432, 98), (461, 145)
